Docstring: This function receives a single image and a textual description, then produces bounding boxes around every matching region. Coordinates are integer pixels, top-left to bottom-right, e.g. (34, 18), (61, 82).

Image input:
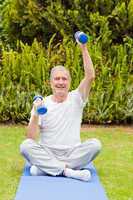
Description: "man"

(20, 43), (102, 182)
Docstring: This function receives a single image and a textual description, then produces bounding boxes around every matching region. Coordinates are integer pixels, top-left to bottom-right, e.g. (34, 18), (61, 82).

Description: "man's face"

(50, 70), (70, 97)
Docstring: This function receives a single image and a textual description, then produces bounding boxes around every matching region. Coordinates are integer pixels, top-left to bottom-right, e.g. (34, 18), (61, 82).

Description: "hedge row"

(0, 36), (133, 124)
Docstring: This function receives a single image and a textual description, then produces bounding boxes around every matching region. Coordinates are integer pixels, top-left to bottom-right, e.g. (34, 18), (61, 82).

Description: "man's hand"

(32, 98), (44, 116)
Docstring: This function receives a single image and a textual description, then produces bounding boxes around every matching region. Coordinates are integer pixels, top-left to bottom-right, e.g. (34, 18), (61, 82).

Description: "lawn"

(0, 125), (132, 200)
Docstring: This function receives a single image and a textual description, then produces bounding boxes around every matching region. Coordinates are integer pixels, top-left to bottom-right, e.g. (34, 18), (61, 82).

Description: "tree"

(1, 0), (133, 47)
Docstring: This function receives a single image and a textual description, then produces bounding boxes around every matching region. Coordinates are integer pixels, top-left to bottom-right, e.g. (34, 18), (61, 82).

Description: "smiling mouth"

(56, 86), (65, 89)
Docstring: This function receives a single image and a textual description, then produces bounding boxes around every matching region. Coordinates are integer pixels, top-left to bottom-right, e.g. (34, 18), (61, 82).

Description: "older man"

(20, 43), (102, 181)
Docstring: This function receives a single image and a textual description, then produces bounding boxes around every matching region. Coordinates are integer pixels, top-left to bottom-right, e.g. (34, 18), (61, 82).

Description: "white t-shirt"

(34, 89), (86, 148)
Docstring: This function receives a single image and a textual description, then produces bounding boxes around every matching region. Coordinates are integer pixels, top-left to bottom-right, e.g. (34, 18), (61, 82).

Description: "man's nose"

(58, 78), (64, 84)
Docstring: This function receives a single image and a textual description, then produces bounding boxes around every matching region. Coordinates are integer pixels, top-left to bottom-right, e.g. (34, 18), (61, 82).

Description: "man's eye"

(62, 77), (67, 81)
(55, 77), (60, 80)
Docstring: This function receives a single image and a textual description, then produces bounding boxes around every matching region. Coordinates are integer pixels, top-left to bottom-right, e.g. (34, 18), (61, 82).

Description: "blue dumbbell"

(74, 31), (88, 44)
(33, 95), (47, 115)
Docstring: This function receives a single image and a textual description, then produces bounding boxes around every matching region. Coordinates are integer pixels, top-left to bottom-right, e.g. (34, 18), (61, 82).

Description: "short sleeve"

(70, 89), (88, 108)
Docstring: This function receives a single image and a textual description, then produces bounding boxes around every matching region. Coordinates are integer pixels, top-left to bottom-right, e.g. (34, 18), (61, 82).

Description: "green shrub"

(0, 36), (133, 124)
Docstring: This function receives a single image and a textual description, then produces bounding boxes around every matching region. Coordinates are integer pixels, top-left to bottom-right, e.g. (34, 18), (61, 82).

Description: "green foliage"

(1, 0), (56, 46)
(84, 37), (133, 124)
(0, 0), (133, 123)
(0, 37), (133, 124)
(1, 0), (133, 47)
(0, 39), (48, 122)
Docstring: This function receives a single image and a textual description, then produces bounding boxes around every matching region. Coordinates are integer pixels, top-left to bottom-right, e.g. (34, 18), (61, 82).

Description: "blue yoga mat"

(15, 163), (108, 200)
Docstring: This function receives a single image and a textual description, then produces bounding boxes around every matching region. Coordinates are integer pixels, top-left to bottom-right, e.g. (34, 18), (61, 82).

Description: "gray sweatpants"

(20, 138), (102, 176)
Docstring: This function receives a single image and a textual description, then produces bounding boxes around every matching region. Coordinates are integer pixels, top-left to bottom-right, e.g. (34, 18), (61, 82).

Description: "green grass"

(0, 125), (25, 200)
(81, 126), (133, 200)
(0, 125), (133, 200)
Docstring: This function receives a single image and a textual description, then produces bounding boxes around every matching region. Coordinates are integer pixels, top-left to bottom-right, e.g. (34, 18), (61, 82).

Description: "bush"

(0, 36), (133, 124)
(1, 0), (133, 47)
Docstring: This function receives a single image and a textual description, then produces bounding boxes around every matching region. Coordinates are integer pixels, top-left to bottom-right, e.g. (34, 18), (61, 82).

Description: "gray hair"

(50, 65), (71, 80)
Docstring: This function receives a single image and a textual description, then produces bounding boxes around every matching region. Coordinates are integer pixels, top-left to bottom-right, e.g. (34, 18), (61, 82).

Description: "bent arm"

(26, 114), (39, 140)
(26, 98), (44, 140)
(78, 44), (95, 101)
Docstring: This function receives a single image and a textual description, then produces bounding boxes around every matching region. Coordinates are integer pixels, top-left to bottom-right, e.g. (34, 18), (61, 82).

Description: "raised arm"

(78, 44), (95, 101)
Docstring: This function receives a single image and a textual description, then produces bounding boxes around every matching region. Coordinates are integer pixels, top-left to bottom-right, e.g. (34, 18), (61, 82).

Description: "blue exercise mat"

(15, 163), (108, 200)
